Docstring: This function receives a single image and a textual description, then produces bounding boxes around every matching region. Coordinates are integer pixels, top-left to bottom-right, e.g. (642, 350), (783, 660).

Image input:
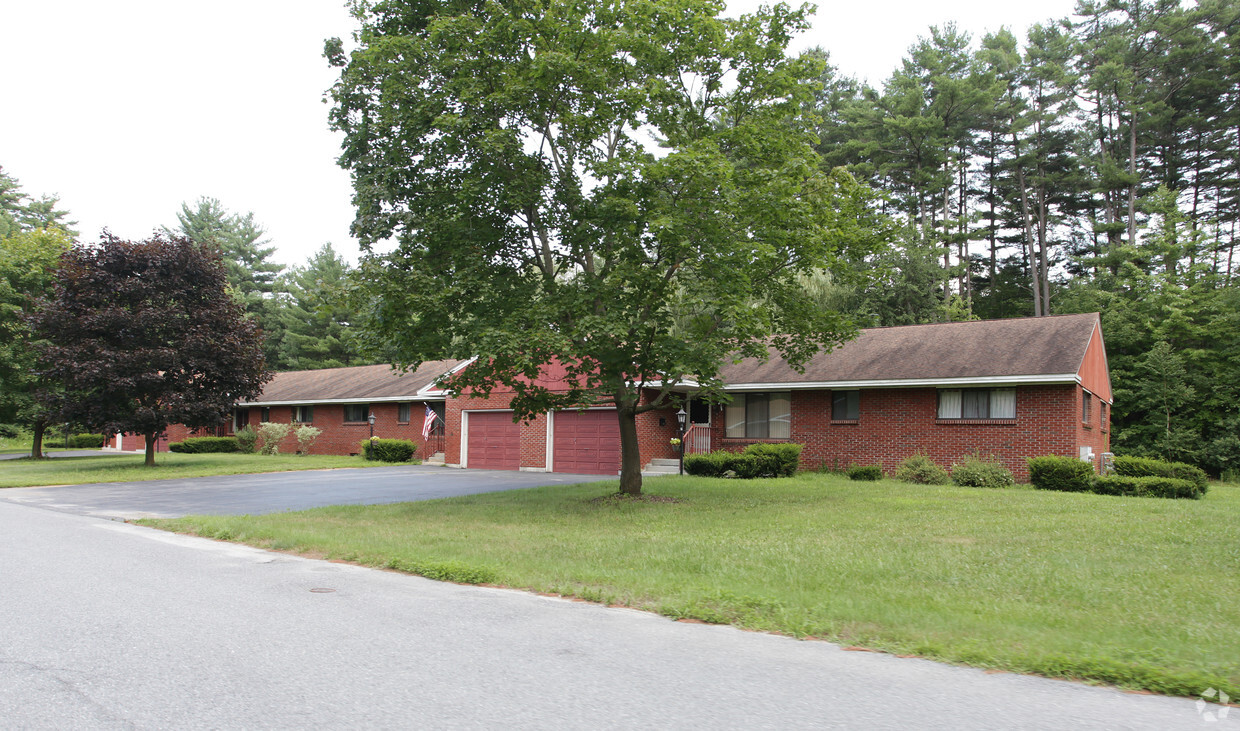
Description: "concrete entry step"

(648, 458), (680, 467)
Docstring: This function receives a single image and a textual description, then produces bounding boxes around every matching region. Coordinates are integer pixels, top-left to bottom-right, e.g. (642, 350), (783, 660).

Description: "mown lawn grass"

(146, 474), (1240, 699)
(0, 452), (391, 487)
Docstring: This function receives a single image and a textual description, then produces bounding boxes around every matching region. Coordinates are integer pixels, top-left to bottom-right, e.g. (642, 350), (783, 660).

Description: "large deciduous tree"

(327, 0), (886, 494)
(32, 233), (270, 465)
(0, 226), (73, 456)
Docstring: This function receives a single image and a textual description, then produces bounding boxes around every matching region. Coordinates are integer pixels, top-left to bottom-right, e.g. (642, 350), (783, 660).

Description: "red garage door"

(553, 410), (620, 475)
(466, 411), (521, 470)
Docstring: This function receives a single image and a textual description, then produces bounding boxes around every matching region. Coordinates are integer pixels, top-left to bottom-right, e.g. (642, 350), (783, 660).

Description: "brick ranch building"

(117, 313), (1111, 481)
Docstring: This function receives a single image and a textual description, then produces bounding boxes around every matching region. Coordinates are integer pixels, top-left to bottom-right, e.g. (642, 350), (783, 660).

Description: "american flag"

(421, 405), (439, 439)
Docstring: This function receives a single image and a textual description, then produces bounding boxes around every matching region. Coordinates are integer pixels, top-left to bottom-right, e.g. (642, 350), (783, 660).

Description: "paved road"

(0, 465), (615, 519)
(0, 500), (1227, 730)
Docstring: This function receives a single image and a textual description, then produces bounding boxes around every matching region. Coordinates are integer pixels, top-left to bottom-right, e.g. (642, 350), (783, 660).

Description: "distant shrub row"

(1027, 454), (1206, 500)
(40, 433), (106, 449)
(683, 443), (802, 478)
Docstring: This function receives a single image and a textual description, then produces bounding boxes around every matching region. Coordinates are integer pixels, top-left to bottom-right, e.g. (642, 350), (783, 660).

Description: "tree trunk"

(1012, 131), (1042, 317)
(1128, 114), (1138, 247)
(987, 133), (997, 295)
(615, 399), (643, 495)
(31, 420), (46, 459)
(144, 431), (157, 467)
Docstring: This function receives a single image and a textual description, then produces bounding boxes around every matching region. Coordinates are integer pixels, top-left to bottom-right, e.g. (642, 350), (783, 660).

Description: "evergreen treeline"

(807, 1), (1240, 475)
(165, 197), (370, 372)
(4, 0), (1239, 474)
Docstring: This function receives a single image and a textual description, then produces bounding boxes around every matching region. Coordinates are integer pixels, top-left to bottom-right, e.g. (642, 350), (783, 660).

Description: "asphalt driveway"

(0, 465), (615, 519)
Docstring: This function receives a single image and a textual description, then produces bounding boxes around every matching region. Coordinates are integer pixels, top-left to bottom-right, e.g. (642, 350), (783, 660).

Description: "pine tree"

(167, 198), (285, 362)
(274, 243), (366, 370)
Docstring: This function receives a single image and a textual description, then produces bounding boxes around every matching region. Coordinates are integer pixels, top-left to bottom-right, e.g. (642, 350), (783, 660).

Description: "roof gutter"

(722, 373), (1082, 391)
(236, 395), (447, 407)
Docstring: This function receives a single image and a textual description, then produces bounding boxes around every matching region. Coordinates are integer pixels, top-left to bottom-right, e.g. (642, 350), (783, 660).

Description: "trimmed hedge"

(893, 454), (950, 485)
(951, 455), (1015, 488)
(1028, 454), (1205, 500)
(364, 438), (417, 463)
(168, 436), (240, 454)
(684, 443), (803, 479)
(1027, 455), (1094, 493)
(1113, 455), (1208, 495)
(846, 464), (883, 481)
(1094, 474), (1201, 500)
(741, 443), (802, 477)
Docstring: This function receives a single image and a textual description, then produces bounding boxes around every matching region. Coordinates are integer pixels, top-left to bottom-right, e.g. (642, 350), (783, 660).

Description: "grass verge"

(0, 452), (398, 487)
(144, 474), (1240, 699)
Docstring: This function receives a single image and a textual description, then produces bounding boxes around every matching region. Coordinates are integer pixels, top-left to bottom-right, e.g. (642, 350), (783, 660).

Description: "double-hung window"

(293, 406), (314, 424)
(344, 404), (370, 423)
(725, 392), (791, 439)
(398, 403), (411, 423)
(1082, 391), (1092, 423)
(937, 388), (1016, 419)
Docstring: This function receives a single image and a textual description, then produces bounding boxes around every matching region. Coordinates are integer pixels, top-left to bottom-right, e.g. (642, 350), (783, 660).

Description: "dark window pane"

(746, 393), (769, 438)
(961, 390), (989, 419)
(832, 390), (859, 420)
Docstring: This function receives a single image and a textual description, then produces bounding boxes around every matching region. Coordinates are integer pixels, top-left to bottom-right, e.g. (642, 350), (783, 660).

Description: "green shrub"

(257, 422), (291, 455)
(951, 454), (1015, 488)
(1027, 455), (1095, 492)
(364, 438), (417, 462)
(235, 425), (258, 454)
(683, 451), (729, 477)
(169, 436), (239, 454)
(1112, 455), (1208, 495)
(0, 424), (21, 439)
(846, 464), (883, 481)
(741, 442), (802, 477)
(1094, 474), (1202, 500)
(69, 433), (106, 449)
(295, 425), (322, 455)
(683, 444), (802, 478)
(894, 454), (950, 485)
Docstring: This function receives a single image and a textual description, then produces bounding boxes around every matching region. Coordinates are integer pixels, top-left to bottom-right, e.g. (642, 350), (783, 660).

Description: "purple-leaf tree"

(32, 232), (270, 465)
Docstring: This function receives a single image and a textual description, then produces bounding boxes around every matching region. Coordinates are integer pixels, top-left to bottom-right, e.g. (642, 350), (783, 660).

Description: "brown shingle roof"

(719, 313), (1100, 386)
(240, 359), (469, 405)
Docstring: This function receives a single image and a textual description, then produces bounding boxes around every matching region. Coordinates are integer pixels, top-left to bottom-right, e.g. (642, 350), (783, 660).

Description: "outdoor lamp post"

(368, 412), (376, 439)
(676, 407), (688, 475)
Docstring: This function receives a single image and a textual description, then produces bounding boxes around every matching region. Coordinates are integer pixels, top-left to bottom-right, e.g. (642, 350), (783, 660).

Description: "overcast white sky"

(1, 0), (1078, 268)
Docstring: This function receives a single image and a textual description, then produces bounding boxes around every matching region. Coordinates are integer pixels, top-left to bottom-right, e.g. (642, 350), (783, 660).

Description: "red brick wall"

(1076, 386), (1112, 472)
(701, 385), (1093, 482)
(141, 401), (443, 457)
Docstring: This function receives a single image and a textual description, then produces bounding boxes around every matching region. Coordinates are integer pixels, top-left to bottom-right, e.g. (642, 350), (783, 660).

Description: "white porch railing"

(683, 423), (711, 455)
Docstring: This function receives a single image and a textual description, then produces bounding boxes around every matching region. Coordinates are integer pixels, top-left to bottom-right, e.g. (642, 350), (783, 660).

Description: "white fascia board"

(722, 374), (1081, 392)
(236, 395), (447, 407)
(416, 357), (478, 398)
